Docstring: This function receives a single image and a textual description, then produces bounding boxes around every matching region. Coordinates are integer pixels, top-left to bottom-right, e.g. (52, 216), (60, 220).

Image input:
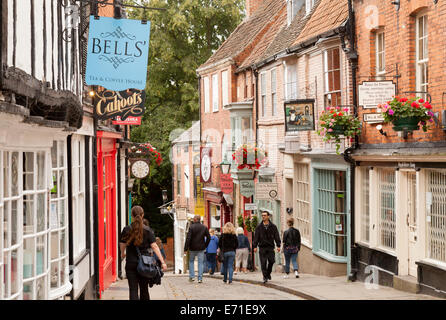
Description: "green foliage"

(317, 106), (361, 154)
(250, 215), (258, 231)
(237, 215), (244, 229)
(381, 96), (434, 132)
(245, 218), (251, 232)
(124, 0), (245, 239)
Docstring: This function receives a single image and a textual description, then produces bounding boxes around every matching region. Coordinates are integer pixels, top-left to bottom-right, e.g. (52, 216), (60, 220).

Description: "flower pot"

(392, 117), (420, 131)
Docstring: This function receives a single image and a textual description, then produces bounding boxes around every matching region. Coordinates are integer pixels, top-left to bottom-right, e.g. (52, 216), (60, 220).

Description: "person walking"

(282, 217), (301, 278)
(218, 222), (238, 284)
(119, 206), (167, 300)
(206, 229), (219, 275)
(235, 227), (250, 274)
(184, 215), (211, 283)
(156, 237), (167, 261)
(252, 211), (281, 284)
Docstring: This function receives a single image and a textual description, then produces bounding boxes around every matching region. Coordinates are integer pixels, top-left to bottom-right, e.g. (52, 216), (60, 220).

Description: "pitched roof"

(172, 121), (200, 144)
(237, 3), (287, 71)
(292, 0), (349, 46)
(198, 0), (285, 71)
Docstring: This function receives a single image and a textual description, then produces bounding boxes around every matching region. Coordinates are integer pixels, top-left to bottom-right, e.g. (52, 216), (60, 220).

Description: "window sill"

(374, 246), (397, 257)
(312, 249), (347, 264)
(417, 258), (446, 272)
(50, 281), (73, 300)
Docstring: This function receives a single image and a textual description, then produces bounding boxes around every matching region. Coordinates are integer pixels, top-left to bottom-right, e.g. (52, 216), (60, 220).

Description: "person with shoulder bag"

(120, 206), (167, 300)
(282, 217), (301, 278)
(218, 222), (238, 284)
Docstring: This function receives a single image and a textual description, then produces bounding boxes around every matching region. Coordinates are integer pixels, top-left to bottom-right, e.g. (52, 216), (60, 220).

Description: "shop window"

(416, 14), (428, 100)
(210, 204), (221, 234)
(427, 170), (446, 262)
(377, 168), (396, 250)
(49, 140), (69, 297)
(271, 69), (277, 116)
(72, 136), (86, 259)
(295, 164), (311, 245)
(360, 167), (370, 243)
(314, 169), (347, 258)
(324, 47), (342, 107)
(375, 31), (385, 80)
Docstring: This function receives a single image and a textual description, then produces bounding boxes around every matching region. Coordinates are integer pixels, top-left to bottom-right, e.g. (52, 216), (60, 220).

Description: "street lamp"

(220, 154), (231, 175)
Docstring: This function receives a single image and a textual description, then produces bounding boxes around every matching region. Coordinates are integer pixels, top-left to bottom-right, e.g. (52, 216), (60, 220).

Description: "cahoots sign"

(94, 89), (146, 120)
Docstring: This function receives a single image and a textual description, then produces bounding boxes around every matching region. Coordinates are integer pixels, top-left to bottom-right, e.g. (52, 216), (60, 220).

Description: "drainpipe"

(343, 0), (359, 282)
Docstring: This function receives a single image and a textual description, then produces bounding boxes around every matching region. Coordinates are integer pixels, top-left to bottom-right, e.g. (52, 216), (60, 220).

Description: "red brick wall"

(354, 0), (446, 145)
(163, 237), (174, 267)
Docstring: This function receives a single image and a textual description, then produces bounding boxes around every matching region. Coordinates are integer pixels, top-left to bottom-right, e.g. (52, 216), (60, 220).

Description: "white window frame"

(71, 136), (86, 260)
(295, 163), (311, 246)
(323, 47), (342, 107)
(212, 73), (219, 112)
(260, 72), (267, 117)
(222, 70), (228, 107)
(306, 0), (315, 16)
(184, 165), (190, 199)
(271, 68), (277, 116)
(375, 31), (385, 80)
(203, 77), (210, 113)
(285, 63), (297, 100)
(416, 14), (428, 99)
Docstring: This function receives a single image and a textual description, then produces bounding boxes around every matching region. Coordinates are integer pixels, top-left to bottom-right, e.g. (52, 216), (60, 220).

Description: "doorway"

(406, 172), (418, 277)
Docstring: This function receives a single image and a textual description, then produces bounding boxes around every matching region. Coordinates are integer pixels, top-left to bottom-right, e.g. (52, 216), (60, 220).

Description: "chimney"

(246, 0), (264, 18)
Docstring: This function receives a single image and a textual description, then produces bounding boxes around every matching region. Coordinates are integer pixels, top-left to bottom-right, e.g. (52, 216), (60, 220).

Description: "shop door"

(97, 138), (117, 295)
(406, 172), (418, 277)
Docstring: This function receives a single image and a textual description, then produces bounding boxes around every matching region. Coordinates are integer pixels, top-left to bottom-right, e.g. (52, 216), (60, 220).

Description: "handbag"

(285, 245), (299, 254)
(136, 246), (159, 279)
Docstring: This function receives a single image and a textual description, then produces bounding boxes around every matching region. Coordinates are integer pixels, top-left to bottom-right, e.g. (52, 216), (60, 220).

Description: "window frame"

(212, 73), (219, 112)
(375, 31), (386, 80)
(323, 47), (342, 107)
(271, 68), (277, 116)
(260, 72), (267, 118)
(222, 70), (229, 107)
(203, 76), (210, 113)
(416, 14), (428, 99)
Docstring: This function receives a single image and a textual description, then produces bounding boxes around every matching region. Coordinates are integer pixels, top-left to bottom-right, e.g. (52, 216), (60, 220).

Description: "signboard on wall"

(194, 165), (205, 217)
(86, 16), (151, 91)
(284, 99), (315, 132)
(245, 203), (257, 211)
(358, 81), (396, 109)
(200, 147), (212, 183)
(112, 116), (142, 125)
(240, 180), (255, 198)
(363, 113), (385, 124)
(220, 174), (233, 194)
(94, 89), (146, 121)
(256, 183), (279, 200)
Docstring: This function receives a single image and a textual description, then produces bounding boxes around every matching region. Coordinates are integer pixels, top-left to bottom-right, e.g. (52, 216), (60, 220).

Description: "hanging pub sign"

(358, 81), (396, 109)
(85, 16), (151, 91)
(220, 174), (234, 194)
(200, 147), (212, 183)
(112, 116), (142, 125)
(240, 180), (255, 198)
(94, 88), (146, 121)
(284, 99), (315, 132)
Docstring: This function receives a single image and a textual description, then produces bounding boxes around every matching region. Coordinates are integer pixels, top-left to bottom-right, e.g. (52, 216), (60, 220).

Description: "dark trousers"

(125, 262), (150, 300)
(259, 248), (275, 280)
(206, 253), (217, 273)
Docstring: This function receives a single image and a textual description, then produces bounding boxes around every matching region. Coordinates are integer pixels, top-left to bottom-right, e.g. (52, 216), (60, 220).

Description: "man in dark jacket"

(184, 215), (211, 283)
(253, 211), (281, 283)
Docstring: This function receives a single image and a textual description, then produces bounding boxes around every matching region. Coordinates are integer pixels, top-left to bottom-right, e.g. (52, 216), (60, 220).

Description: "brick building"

(351, 0), (446, 298)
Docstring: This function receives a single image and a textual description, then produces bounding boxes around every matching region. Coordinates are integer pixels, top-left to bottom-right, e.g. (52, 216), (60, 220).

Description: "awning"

(202, 187), (222, 194)
(223, 194), (233, 205)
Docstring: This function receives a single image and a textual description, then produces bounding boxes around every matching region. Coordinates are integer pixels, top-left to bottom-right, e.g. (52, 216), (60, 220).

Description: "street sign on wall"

(255, 183), (279, 200)
(358, 81), (396, 109)
(86, 16), (151, 91)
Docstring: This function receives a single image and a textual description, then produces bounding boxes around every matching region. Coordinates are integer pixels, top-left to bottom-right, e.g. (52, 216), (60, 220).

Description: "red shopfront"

(97, 131), (120, 295)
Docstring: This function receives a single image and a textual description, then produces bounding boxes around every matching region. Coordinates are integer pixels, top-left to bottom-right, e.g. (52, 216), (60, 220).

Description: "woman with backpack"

(282, 217), (301, 278)
(218, 222), (238, 284)
(120, 206), (167, 300)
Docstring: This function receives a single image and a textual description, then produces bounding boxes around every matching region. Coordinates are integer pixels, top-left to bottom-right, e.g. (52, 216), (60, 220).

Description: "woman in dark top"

(218, 222), (238, 284)
(120, 206), (167, 300)
(282, 217), (301, 279)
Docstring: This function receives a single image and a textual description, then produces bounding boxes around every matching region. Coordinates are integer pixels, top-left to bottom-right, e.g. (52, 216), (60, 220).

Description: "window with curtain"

(324, 47), (342, 107)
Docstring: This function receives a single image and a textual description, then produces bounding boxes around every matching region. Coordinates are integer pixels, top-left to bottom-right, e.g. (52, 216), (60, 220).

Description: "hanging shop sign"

(255, 183), (279, 200)
(194, 165), (205, 216)
(200, 147), (212, 183)
(112, 116), (142, 125)
(94, 89), (145, 120)
(358, 81), (396, 109)
(85, 16), (151, 91)
(240, 180), (255, 198)
(284, 99), (315, 132)
(220, 174), (234, 194)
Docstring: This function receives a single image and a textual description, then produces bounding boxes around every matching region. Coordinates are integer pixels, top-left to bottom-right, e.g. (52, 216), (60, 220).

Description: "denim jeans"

(189, 250), (205, 280)
(223, 251), (236, 282)
(284, 252), (298, 274)
(206, 253), (217, 273)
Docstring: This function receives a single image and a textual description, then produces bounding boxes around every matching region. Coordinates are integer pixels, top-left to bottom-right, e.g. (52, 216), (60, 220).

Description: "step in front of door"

(393, 275), (420, 294)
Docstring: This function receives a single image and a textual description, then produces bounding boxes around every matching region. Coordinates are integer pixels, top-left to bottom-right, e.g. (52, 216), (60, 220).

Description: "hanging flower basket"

(129, 142), (163, 166)
(232, 144), (267, 170)
(317, 106), (361, 154)
(381, 96), (434, 132)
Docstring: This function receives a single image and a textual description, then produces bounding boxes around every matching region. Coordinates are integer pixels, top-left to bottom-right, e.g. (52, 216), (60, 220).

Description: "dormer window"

(306, 0), (315, 16)
(287, 0), (302, 26)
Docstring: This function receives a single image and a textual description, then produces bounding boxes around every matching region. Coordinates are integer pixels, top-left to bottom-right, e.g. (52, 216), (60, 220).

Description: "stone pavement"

(204, 271), (443, 300)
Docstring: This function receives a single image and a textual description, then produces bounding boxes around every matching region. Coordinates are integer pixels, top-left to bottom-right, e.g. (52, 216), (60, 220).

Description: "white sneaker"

(283, 274), (289, 279)
(295, 271), (299, 278)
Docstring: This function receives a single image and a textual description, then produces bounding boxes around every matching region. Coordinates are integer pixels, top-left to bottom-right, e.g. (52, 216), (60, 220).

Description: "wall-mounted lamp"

(219, 154), (232, 175)
(376, 124), (387, 137)
(391, 0), (400, 11)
